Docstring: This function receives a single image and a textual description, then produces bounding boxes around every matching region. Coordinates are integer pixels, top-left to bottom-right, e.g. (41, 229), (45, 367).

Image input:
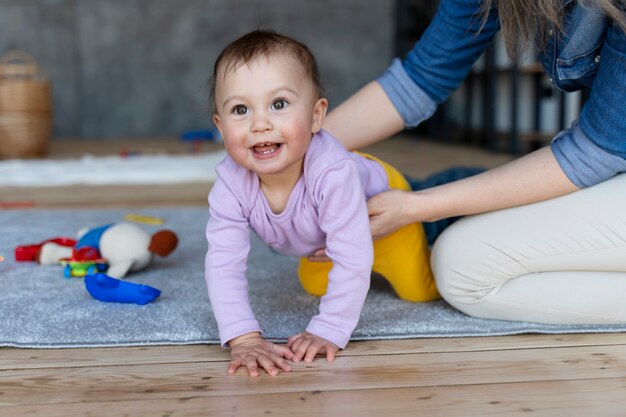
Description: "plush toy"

(38, 222), (178, 278)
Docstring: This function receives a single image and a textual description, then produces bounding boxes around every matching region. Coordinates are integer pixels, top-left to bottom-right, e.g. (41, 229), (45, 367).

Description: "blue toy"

(85, 273), (161, 305)
(181, 129), (215, 141)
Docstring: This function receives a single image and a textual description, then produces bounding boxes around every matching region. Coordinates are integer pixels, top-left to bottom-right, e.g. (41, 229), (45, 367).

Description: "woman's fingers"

(307, 248), (330, 262)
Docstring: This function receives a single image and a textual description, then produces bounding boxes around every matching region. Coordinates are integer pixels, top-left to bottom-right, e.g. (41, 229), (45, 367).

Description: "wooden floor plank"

(3, 377), (625, 417)
(1, 345), (625, 406)
(343, 333), (626, 356)
(3, 333), (626, 371)
(0, 345), (228, 371)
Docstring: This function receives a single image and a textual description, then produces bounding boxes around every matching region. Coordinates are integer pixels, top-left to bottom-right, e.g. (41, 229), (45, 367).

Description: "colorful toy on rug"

(36, 222), (178, 278)
(85, 273), (161, 305)
(59, 246), (108, 278)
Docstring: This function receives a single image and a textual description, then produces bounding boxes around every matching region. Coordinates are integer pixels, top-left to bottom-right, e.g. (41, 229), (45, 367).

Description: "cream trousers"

(432, 173), (626, 324)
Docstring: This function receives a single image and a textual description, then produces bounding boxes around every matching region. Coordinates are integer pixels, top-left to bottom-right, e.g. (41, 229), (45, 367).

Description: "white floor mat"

(0, 151), (227, 186)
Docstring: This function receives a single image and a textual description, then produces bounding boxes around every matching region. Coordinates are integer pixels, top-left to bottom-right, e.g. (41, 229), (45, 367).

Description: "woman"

(320, 0), (626, 324)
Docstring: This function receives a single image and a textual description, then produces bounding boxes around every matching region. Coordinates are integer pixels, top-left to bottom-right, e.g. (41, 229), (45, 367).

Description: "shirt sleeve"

(559, 22), (626, 187)
(205, 179), (260, 347)
(377, 59), (437, 128)
(377, 0), (499, 126)
(305, 159), (374, 349)
(551, 121), (626, 188)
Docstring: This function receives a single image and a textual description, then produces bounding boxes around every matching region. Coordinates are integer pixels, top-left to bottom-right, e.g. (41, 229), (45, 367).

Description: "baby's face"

(213, 53), (327, 181)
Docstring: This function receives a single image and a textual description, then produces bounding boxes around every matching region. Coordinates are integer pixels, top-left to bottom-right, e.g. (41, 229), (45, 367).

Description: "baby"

(205, 30), (438, 377)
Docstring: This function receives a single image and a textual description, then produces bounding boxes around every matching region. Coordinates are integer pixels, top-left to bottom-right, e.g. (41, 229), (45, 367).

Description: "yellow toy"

(124, 213), (164, 225)
(298, 153), (440, 303)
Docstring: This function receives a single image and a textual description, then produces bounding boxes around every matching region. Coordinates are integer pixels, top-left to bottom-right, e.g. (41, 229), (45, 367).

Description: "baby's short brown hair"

(209, 30), (323, 113)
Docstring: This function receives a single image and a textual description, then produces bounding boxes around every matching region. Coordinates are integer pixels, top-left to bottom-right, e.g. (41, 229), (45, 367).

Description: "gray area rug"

(2, 207), (625, 348)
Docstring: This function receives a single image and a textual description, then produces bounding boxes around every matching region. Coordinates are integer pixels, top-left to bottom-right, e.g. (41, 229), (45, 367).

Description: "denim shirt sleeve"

(551, 121), (626, 188)
(405, 0), (500, 103)
(553, 22), (626, 188)
(377, 59), (437, 127)
(377, 0), (499, 127)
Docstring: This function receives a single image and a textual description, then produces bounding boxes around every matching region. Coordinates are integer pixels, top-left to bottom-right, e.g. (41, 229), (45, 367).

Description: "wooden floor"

(2, 137), (625, 416)
(3, 334), (626, 416)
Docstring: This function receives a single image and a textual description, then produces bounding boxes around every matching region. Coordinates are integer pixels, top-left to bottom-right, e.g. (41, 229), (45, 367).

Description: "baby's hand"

(287, 331), (340, 363)
(228, 332), (293, 377)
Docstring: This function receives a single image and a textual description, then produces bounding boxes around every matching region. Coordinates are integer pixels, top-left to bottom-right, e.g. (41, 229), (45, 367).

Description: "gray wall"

(0, 0), (395, 139)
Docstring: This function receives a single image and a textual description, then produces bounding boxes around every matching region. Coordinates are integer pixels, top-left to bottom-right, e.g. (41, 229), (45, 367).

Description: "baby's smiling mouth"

(252, 142), (282, 157)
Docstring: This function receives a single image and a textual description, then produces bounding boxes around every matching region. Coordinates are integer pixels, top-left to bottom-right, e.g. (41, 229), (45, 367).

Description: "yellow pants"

(298, 153), (440, 302)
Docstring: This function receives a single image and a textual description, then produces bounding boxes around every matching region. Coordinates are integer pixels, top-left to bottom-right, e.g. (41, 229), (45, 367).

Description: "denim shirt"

(378, 0), (626, 187)
(540, 1), (606, 91)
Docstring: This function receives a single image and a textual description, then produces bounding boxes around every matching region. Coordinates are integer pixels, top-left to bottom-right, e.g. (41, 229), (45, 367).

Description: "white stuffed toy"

(38, 222), (178, 278)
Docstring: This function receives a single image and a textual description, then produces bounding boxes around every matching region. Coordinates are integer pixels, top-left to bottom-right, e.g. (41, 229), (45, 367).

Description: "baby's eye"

(271, 99), (288, 110)
(232, 105), (248, 115)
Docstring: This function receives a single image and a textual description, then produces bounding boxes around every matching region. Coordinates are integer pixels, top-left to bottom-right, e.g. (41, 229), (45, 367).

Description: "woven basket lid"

(0, 50), (45, 78)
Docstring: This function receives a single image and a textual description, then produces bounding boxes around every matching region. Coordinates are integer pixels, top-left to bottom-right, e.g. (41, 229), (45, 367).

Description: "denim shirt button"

(594, 55), (601, 64)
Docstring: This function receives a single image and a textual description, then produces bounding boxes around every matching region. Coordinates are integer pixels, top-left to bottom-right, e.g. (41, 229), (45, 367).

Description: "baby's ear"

(311, 97), (328, 133)
(213, 114), (224, 136)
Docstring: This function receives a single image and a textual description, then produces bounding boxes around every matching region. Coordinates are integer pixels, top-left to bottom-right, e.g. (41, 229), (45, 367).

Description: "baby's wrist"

(228, 331), (262, 347)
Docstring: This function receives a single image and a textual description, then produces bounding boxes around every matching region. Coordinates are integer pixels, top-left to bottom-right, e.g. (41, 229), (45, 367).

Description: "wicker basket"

(0, 50), (52, 158)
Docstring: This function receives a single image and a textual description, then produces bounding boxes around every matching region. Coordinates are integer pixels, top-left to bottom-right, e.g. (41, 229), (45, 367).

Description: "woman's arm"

(324, 0), (499, 151)
(323, 81), (405, 151)
(368, 146), (579, 239)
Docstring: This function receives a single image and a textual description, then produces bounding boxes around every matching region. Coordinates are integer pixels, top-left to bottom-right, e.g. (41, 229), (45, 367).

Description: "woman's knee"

(431, 217), (502, 309)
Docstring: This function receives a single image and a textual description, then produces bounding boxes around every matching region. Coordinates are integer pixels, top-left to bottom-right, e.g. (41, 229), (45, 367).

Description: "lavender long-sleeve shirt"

(205, 130), (388, 348)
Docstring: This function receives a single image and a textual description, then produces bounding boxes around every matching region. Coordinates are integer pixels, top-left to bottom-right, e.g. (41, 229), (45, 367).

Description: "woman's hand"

(367, 189), (417, 240)
(307, 248), (330, 262)
(228, 332), (294, 377)
(306, 189), (419, 262)
(287, 331), (340, 363)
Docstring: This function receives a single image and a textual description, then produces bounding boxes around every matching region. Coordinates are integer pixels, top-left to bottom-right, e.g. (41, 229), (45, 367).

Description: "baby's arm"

(206, 179), (291, 376)
(292, 159), (374, 361)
